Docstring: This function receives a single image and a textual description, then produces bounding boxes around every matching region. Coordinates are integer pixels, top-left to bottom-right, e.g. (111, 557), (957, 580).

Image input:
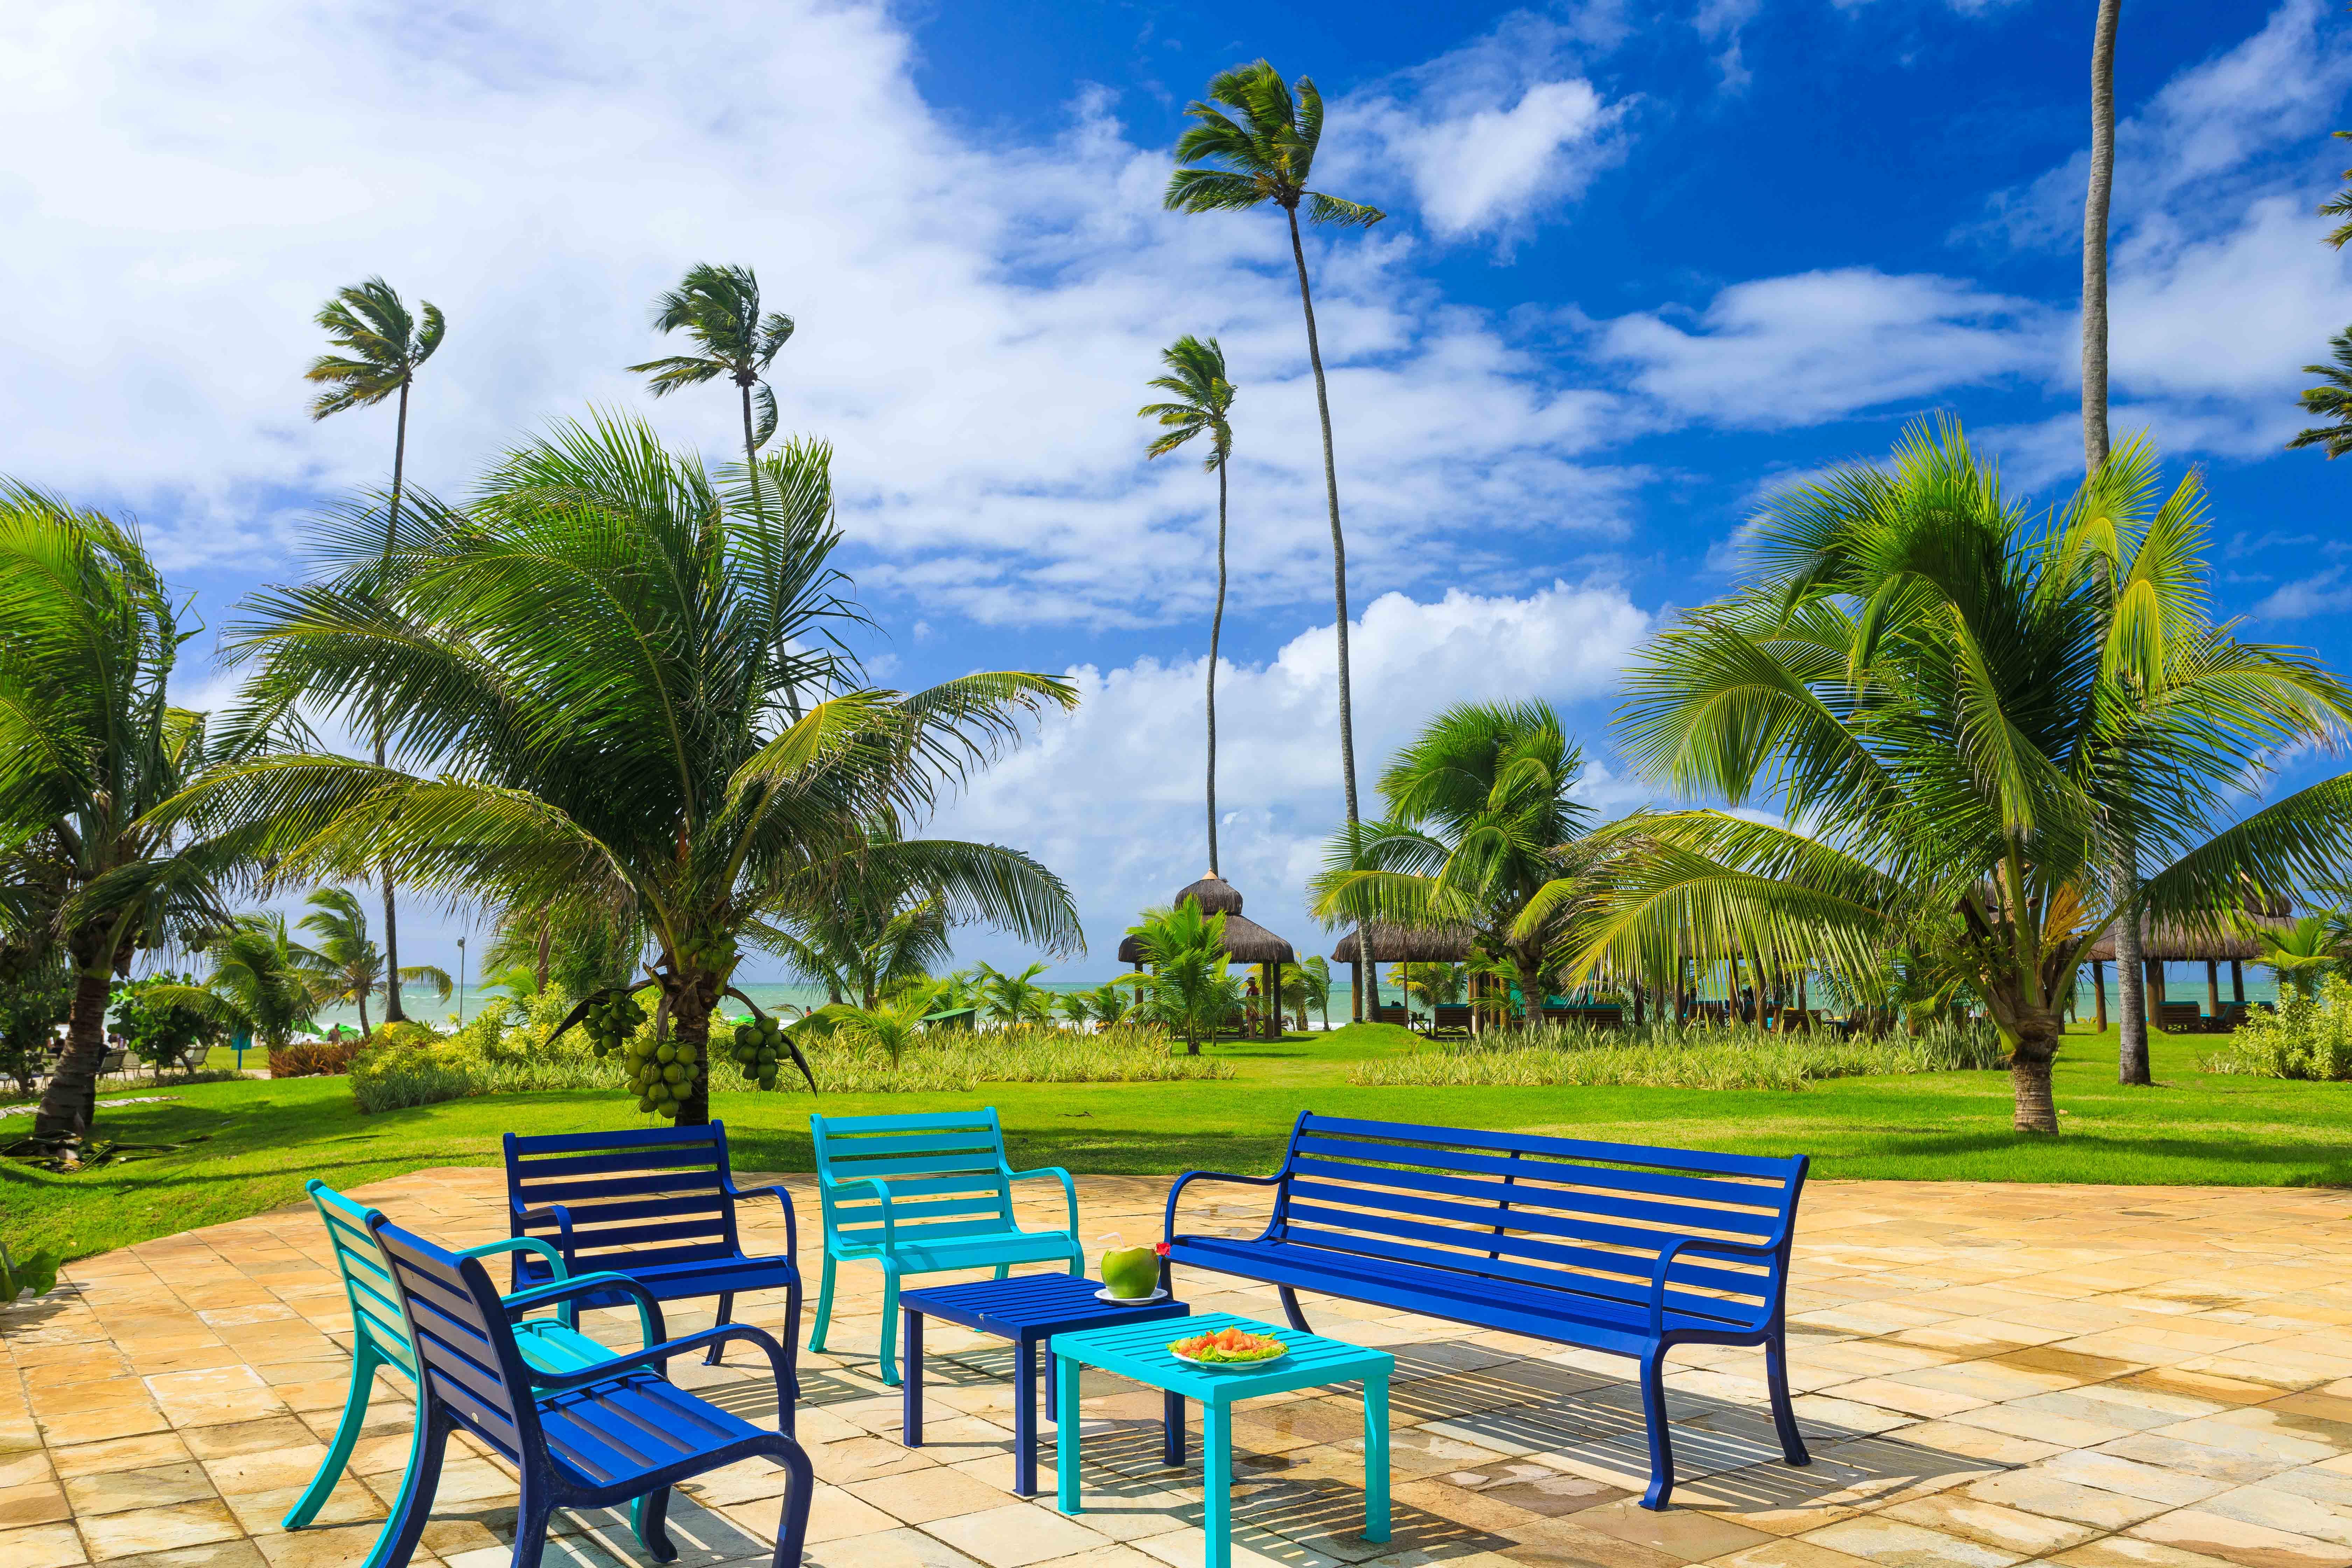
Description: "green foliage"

(298, 886), (450, 1036)
(1164, 61), (1384, 229)
(0, 1239), (60, 1304)
(354, 988), (631, 1112)
(2250, 912), (2352, 1001)
(2207, 978), (2352, 1081)
(2287, 327), (2352, 462)
(1139, 336), (1235, 470)
(1055, 981), (1131, 1029)
(628, 262), (795, 451)
(1120, 901), (1241, 1050)
(304, 277), (443, 421)
(176, 418), (1079, 1127)
(0, 947), (70, 1094)
(1352, 1018), (2008, 1091)
(811, 1025), (1229, 1092)
(975, 960), (1055, 1024)
(109, 975), (222, 1073)
(147, 914), (326, 1052)
(1280, 957), (1331, 1030)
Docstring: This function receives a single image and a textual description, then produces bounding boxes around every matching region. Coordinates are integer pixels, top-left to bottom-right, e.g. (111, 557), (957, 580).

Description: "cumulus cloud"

(1336, 11), (1634, 253)
(0, 0), (1636, 626)
(1598, 269), (2052, 427)
(931, 580), (1655, 965)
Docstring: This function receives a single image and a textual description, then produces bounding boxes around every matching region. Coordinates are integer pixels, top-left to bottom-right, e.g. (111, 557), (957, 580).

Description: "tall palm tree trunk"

(380, 380), (411, 1023)
(30, 934), (114, 1150)
(1207, 460), (1227, 875)
(2081, 0), (2147, 1085)
(1286, 205), (1364, 1023)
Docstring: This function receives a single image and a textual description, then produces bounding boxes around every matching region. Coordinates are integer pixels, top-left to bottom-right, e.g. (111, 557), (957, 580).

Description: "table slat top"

(1048, 1311), (1391, 1403)
(900, 1272), (1188, 1336)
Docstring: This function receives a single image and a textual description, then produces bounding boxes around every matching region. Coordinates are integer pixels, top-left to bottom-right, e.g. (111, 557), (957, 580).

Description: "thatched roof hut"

(2083, 914), (2297, 964)
(1116, 871), (1295, 1039)
(1172, 873), (1245, 916)
(1216, 915), (1296, 965)
(1329, 923), (1475, 964)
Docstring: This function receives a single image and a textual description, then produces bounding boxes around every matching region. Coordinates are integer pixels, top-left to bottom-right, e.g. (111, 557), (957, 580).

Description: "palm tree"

(1166, 64), (1385, 902)
(974, 960), (1055, 1026)
(2320, 131), (2352, 250)
(2252, 913), (2346, 1002)
(0, 487), (263, 1155)
(751, 827), (1076, 1010)
(165, 416), (1078, 1125)
(149, 915), (328, 1054)
(1141, 336), (1238, 873)
(1282, 955), (1332, 1031)
(296, 887), (450, 1037)
(1055, 981), (1130, 1030)
(1311, 702), (1595, 1027)
(799, 996), (929, 1068)
(1120, 901), (1242, 1053)
(2289, 328), (2352, 459)
(1587, 421), (2352, 1133)
(306, 278), (445, 1023)
(2077, 0), (2143, 1082)
(628, 263), (794, 512)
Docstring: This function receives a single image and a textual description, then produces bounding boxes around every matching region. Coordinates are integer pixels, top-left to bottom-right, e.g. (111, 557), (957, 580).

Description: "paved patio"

(7, 1171), (2352, 1568)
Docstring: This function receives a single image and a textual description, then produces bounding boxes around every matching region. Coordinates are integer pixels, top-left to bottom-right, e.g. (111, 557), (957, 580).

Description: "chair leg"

(508, 1478), (555, 1568)
(779, 1274), (804, 1433)
(765, 1436), (816, 1568)
(1277, 1287), (1310, 1333)
(877, 1266), (902, 1387)
(282, 1339), (384, 1531)
(372, 1401), (450, 1568)
(1764, 1332), (1809, 1466)
(1637, 1345), (1675, 1511)
(1066, 1246), (1084, 1279)
(704, 1293), (735, 1367)
(807, 1255), (837, 1352)
(632, 1485), (677, 1564)
(993, 1263), (1010, 1281)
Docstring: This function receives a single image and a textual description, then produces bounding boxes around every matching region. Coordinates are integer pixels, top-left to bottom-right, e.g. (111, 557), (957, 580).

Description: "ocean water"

(312, 961), (2281, 1034)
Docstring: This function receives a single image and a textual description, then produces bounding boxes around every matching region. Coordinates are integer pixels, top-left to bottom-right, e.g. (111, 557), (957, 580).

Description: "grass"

(10, 1018), (2352, 1265)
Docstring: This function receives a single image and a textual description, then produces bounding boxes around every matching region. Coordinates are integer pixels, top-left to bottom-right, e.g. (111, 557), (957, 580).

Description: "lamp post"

(456, 936), (468, 1025)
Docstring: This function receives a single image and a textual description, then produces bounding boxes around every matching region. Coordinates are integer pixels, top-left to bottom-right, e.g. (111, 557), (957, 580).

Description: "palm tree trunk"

(2012, 1005), (2064, 1133)
(357, 989), (371, 1040)
(1286, 205), (1364, 1027)
(2081, 0), (2121, 469)
(28, 938), (112, 1152)
(1207, 460), (1227, 875)
(379, 380), (412, 1024)
(2115, 842), (2150, 1083)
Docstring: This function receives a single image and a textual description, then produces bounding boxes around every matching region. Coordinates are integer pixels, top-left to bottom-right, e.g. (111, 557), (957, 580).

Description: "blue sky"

(3, 0), (2348, 984)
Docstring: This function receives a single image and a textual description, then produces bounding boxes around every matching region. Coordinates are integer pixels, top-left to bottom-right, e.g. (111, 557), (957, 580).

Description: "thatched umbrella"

(1121, 873), (1294, 1041)
(1330, 923), (1474, 1021)
(2079, 904), (2298, 1028)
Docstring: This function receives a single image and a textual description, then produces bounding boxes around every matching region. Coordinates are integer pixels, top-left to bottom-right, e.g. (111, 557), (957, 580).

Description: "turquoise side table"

(1051, 1311), (1391, 1568)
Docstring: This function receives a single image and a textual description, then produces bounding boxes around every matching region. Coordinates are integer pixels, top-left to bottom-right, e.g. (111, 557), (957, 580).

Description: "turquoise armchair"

(808, 1108), (1083, 1385)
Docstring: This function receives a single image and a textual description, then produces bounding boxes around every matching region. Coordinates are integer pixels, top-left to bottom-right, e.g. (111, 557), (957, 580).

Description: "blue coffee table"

(899, 1273), (1191, 1496)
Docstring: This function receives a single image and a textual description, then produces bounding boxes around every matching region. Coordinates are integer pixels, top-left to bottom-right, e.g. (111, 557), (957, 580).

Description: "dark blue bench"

(1160, 1112), (1810, 1510)
(504, 1122), (801, 1401)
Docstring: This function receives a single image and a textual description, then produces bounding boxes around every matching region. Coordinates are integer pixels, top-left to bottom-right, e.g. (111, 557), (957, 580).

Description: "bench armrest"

(502, 1270), (667, 1346)
(527, 1322), (792, 1399)
(1006, 1166), (1079, 1237)
(722, 1180), (799, 1260)
(1648, 1234), (1787, 1337)
(461, 1236), (570, 1296)
(1163, 1169), (1286, 1247)
(821, 1175), (894, 1250)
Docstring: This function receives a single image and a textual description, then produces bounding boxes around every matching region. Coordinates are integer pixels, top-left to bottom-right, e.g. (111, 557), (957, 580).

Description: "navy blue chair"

(366, 1215), (813, 1568)
(503, 1122), (800, 1380)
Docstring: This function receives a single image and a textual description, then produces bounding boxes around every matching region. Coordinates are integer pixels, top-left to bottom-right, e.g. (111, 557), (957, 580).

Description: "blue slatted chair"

(283, 1181), (659, 1568)
(503, 1122), (800, 1385)
(1162, 1112), (1811, 1511)
(808, 1108), (1082, 1387)
(366, 1214), (814, 1568)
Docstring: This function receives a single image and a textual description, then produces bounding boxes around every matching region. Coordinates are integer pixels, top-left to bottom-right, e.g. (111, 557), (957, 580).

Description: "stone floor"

(8, 1172), (2352, 1568)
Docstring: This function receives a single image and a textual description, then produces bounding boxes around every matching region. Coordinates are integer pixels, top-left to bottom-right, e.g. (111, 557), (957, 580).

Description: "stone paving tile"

(10, 1172), (2352, 1567)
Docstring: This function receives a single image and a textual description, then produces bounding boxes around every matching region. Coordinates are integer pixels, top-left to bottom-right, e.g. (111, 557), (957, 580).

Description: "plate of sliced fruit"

(1168, 1325), (1288, 1369)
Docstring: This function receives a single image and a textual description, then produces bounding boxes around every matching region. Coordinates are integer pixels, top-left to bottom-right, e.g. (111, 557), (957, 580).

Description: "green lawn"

(9, 1021), (2350, 1265)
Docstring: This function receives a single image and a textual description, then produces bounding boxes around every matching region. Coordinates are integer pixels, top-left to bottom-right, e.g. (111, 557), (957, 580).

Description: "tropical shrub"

(1351, 1018), (2006, 1091)
(270, 1039), (365, 1078)
(0, 950), (71, 1096)
(2206, 979), (2352, 1081)
(110, 975), (223, 1075)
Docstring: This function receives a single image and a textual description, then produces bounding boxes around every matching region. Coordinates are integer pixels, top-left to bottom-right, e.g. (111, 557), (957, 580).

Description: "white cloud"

(2257, 568), (2352, 621)
(1599, 269), (2052, 427)
(0, 1), (1636, 627)
(1337, 12), (1634, 252)
(931, 580), (1654, 967)
(1693, 0), (1763, 91)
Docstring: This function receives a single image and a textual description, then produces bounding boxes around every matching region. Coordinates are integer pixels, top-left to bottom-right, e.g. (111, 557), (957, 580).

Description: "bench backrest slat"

(307, 1182), (419, 1378)
(1274, 1114), (1804, 1321)
(373, 1218), (539, 1465)
(504, 1122), (745, 1267)
(811, 1109), (1016, 1247)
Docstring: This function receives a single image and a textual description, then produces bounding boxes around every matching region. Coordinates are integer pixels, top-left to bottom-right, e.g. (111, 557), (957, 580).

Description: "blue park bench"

(1160, 1112), (1811, 1510)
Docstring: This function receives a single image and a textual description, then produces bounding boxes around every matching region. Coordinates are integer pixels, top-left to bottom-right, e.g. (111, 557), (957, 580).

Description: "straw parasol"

(1329, 924), (1474, 964)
